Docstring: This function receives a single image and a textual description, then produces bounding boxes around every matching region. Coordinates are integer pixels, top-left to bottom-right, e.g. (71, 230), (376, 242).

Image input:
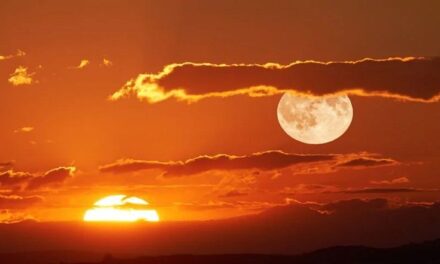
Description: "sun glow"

(83, 195), (159, 222)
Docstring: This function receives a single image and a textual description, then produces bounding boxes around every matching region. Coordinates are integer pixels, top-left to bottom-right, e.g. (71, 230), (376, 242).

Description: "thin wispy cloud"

(71, 59), (90, 69)
(0, 49), (25, 61)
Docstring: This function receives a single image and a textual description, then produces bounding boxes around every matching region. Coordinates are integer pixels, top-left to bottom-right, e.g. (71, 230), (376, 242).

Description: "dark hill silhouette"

(1, 238), (440, 264)
(101, 239), (440, 264)
(6, 238), (431, 264)
(0, 251), (102, 264)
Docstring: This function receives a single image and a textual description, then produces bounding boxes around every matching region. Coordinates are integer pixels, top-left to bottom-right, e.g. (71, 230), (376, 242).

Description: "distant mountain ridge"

(1, 238), (440, 264)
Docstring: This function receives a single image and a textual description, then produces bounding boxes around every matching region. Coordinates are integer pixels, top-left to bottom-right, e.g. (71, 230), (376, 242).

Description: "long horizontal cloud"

(0, 195), (43, 209)
(110, 57), (440, 103)
(176, 200), (273, 211)
(335, 157), (399, 168)
(370, 177), (410, 185)
(100, 151), (335, 177)
(0, 50), (25, 61)
(0, 166), (76, 191)
(0, 209), (35, 224)
(340, 187), (426, 194)
(100, 151), (398, 177)
(281, 185), (428, 195)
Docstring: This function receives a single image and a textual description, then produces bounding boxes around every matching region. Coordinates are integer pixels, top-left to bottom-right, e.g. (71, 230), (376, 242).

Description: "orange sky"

(0, 0), (440, 223)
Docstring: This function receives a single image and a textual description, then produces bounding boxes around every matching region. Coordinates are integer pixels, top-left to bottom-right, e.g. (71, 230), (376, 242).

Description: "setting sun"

(83, 195), (159, 222)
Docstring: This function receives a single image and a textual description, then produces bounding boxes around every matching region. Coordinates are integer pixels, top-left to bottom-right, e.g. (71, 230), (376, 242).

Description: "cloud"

(8, 66), (35, 86)
(0, 195), (43, 209)
(100, 151), (400, 178)
(340, 187), (423, 194)
(0, 50), (25, 61)
(72, 59), (90, 69)
(278, 153), (398, 176)
(0, 171), (33, 188)
(0, 162), (14, 170)
(14, 126), (34, 133)
(110, 57), (440, 103)
(335, 156), (398, 168)
(176, 200), (274, 211)
(177, 201), (237, 211)
(101, 58), (113, 67)
(281, 184), (340, 195)
(371, 177), (410, 185)
(219, 190), (248, 198)
(27, 166), (76, 190)
(0, 166), (76, 191)
(281, 184), (432, 196)
(320, 198), (389, 212)
(0, 209), (36, 224)
(99, 151), (336, 177)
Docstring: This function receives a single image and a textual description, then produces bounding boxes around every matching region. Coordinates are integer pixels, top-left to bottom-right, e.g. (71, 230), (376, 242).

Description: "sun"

(83, 195), (160, 222)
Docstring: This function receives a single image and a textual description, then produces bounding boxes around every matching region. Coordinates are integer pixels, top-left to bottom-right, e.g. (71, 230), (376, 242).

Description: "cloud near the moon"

(99, 151), (399, 177)
(335, 157), (399, 168)
(110, 57), (440, 103)
(99, 151), (335, 177)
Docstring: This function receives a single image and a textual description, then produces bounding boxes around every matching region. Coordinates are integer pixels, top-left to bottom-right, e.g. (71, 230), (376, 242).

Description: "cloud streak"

(340, 187), (424, 194)
(0, 195), (43, 209)
(14, 126), (34, 133)
(0, 166), (76, 191)
(100, 151), (399, 177)
(72, 59), (90, 69)
(110, 57), (440, 103)
(281, 184), (435, 196)
(335, 156), (399, 168)
(99, 151), (336, 177)
(0, 50), (25, 61)
(27, 167), (76, 190)
(371, 177), (410, 185)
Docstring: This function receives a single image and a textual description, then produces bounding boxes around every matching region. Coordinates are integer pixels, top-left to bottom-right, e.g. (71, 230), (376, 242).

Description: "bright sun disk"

(83, 194), (159, 222)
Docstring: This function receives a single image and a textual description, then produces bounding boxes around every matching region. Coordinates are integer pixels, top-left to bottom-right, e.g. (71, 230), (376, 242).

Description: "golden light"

(83, 195), (160, 222)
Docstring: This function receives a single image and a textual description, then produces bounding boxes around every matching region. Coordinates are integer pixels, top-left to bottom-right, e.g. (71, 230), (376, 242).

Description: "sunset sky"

(1, 0), (440, 226)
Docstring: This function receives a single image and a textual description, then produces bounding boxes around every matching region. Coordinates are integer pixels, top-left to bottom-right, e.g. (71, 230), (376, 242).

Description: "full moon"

(277, 93), (353, 144)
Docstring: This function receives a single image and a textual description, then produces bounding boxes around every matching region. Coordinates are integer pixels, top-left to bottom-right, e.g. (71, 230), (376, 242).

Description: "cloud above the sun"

(110, 57), (440, 104)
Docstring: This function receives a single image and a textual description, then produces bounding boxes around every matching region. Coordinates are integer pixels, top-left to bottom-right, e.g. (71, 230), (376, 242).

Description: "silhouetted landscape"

(1, 238), (440, 264)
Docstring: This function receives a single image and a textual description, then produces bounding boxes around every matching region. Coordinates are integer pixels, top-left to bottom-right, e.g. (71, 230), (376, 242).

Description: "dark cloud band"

(111, 58), (440, 103)
(100, 151), (398, 177)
